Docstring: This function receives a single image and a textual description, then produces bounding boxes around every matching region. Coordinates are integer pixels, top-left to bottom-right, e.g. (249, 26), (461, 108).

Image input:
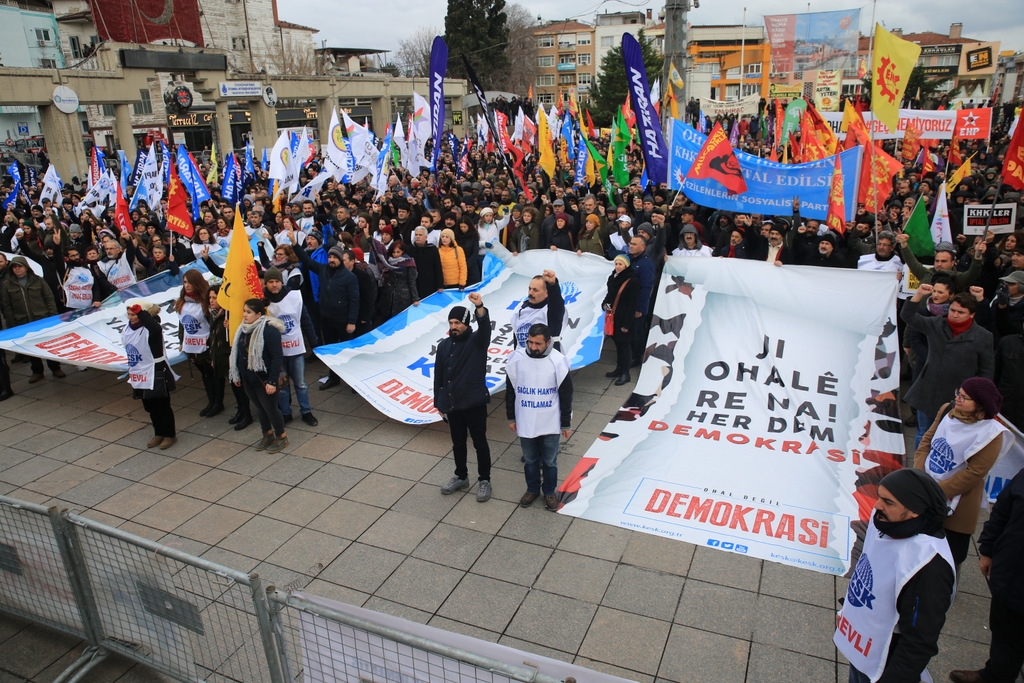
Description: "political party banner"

(813, 70), (841, 111)
(768, 83), (803, 101)
(623, 33), (669, 185)
(668, 119), (862, 220)
(763, 9), (861, 74)
(963, 203), (1018, 235)
(0, 256), (224, 371)
(698, 95), (760, 119)
(822, 108), (992, 141)
(315, 247), (611, 425)
(557, 257), (903, 576)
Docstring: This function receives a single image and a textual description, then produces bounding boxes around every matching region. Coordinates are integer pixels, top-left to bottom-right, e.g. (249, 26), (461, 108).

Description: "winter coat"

(978, 467), (1024, 612)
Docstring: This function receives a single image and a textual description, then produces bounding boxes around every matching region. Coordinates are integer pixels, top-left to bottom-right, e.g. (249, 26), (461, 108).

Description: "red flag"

(685, 122), (747, 195)
(825, 155), (847, 236)
(585, 110), (597, 139)
(842, 105), (871, 151)
(507, 145), (534, 202)
(1001, 109), (1024, 191)
(788, 132), (802, 164)
(948, 129), (963, 166)
(902, 123), (922, 161)
(920, 142), (936, 176)
(622, 95), (637, 130)
(165, 164), (194, 238)
(859, 145), (904, 213)
(114, 181), (132, 234)
(773, 99), (784, 149)
(800, 110), (830, 162)
(769, 145), (778, 163)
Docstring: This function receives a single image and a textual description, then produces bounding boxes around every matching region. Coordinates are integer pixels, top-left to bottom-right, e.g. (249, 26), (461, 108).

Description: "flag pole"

(867, 0), (880, 237)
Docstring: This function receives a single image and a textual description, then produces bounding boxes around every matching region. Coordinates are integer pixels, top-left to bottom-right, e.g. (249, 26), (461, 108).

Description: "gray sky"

(281, 0), (1021, 56)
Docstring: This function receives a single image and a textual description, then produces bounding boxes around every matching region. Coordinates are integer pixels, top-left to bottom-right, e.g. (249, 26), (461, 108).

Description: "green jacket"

(1, 270), (57, 327)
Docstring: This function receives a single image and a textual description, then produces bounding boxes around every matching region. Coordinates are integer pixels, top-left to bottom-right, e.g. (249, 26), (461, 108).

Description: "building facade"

(532, 20), (596, 106)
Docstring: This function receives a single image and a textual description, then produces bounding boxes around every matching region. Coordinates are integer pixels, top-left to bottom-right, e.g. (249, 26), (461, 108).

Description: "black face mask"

(873, 510), (938, 538)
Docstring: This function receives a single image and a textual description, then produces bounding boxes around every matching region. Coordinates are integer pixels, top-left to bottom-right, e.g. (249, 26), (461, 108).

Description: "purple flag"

(429, 36), (448, 173)
(622, 33), (668, 185)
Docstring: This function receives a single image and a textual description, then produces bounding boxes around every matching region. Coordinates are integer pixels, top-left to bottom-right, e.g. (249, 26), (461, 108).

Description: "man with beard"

(510, 269), (566, 351)
(434, 292), (493, 503)
(293, 243), (358, 391)
(834, 468), (954, 683)
(505, 323), (573, 512)
(60, 244), (116, 309)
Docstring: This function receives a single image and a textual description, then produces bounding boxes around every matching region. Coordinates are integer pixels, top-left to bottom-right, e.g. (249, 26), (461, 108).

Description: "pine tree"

(591, 29), (663, 127)
(444, 0), (511, 89)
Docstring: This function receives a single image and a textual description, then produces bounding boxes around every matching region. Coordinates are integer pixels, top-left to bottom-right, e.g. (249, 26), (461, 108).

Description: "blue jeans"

(278, 353), (311, 417)
(915, 409), (933, 449)
(521, 433), (560, 496)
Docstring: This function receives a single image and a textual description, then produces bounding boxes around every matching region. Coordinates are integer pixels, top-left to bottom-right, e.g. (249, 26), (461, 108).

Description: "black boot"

(198, 375), (216, 417)
(614, 372), (632, 386)
(0, 351), (12, 402)
(207, 376), (225, 417)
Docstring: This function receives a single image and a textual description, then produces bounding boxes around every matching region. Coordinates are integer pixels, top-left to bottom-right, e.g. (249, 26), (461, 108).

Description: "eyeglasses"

(953, 390), (974, 403)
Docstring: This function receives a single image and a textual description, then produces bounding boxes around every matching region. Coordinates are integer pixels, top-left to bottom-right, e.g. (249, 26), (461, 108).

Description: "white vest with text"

(505, 347), (570, 439)
(178, 300), (210, 354)
(269, 291), (306, 356)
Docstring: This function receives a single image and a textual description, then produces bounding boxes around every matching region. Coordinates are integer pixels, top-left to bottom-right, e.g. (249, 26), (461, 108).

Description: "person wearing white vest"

(505, 323), (574, 512)
(263, 267), (318, 427)
(122, 299), (177, 450)
(914, 377), (1012, 567)
(175, 270), (223, 418)
(509, 269), (566, 351)
(835, 468), (955, 683)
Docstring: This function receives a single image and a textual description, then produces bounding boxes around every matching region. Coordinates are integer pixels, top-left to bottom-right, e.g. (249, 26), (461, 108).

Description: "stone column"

(248, 98), (278, 156)
(316, 97), (334, 150)
(214, 100), (233, 153)
(37, 104), (88, 183)
(112, 104), (137, 160)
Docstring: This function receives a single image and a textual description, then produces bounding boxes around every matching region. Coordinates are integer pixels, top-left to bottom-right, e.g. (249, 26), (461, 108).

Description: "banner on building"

(763, 9), (861, 74)
(822, 108), (992, 140)
(963, 203), (1018, 235)
(87, 0), (204, 46)
(768, 84), (804, 101)
(315, 248), (611, 424)
(556, 258), (903, 576)
(668, 119), (862, 220)
(698, 95), (761, 118)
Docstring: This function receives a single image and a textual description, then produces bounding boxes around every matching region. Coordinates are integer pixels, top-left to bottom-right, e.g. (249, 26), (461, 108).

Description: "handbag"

(605, 279), (629, 336)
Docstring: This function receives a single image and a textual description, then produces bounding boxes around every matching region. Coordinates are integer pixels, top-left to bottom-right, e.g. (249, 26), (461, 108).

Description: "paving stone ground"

(0, 350), (1016, 682)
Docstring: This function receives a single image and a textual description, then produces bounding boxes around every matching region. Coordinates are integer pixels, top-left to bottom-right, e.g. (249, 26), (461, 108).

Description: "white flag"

(40, 164), (63, 205)
(129, 144), (159, 210)
(297, 170), (332, 201)
(512, 107), (525, 142)
(325, 109), (349, 176)
(268, 131), (294, 190)
(930, 185), (953, 245)
(343, 110), (376, 171)
(393, 115), (409, 171)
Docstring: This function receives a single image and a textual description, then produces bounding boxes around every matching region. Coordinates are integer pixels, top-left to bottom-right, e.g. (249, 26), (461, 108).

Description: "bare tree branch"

(396, 26), (440, 78)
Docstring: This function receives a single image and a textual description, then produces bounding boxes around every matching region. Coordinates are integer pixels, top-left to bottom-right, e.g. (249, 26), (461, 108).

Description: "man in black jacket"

(293, 243), (359, 391)
(343, 249), (376, 337)
(949, 465), (1024, 683)
(408, 227), (443, 298)
(434, 292), (492, 502)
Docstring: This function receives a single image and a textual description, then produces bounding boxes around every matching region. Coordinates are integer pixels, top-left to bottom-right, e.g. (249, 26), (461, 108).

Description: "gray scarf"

(228, 315), (277, 383)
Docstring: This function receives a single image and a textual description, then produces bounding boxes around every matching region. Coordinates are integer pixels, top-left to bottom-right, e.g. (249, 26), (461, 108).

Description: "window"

(232, 36), (247, 51)
(133, 89), (153, 115)
(577, 72), (592, 85)
(69, 36), (82, 59)
(938, 55), (957, 67)
(102, 104), (115, 117)
(745, 63), (761, 75)
(537, 93), (554, 104)
(34, 28), (51, 43)
(537, 36), (554, 48)
(741, 83), (760, 97)
(559, 74), (576, 85)
(600, 36), (614, 47)
(39, 58), (57, 68)
(559, 54), (575, 65)
(537, 74), (555, 86)
(537, 55), (554, 67)
(577, 34), (591, 45)
(577, 53), (591, 65)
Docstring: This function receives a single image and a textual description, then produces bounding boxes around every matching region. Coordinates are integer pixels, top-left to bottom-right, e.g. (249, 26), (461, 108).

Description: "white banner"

(0, 260), (222, 371)
(699, 94), (761, 118)
(822, 107), (993, 140)
(315, 247), (612, 424)
(556, 258), (903, 576)
(963, 203), (1018, 235)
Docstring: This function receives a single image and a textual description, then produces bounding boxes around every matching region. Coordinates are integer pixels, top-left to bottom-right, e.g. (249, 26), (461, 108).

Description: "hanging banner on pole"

(556, 257), (903, 576)
(315, 247), (611, 424)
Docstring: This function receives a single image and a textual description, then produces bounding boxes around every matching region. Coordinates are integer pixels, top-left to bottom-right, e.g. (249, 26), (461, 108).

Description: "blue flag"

(429, 36), (448, 172)
(161, 141), (172, 188)
(222, 154), (239, 205)
(26, 166), (37, 189)
(261, 147), (269, 172)
(622, 33), (668, 186)
(561, 116), (576, 161)
(573, 136), (588, 187)
(129, 148), (148, 187)
(118, 150), (130, 189)
(2, 164), (20, 210)
(243, 142), (256, 189)
(94, 148), (107, 174)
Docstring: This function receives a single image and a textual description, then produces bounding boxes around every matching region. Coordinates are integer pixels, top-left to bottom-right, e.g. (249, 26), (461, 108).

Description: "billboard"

(764, 9), (861, 74)
(87, 0), (204, 46)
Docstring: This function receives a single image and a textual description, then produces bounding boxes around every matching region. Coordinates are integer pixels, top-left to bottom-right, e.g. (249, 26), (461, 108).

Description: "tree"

(444, 0), (510, 90)
(591, 29), (663, 127)
(395, 26), (439, 78)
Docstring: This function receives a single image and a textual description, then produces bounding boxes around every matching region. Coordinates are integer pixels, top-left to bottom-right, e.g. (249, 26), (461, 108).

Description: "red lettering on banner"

(282, 339), (301, 348)
(376, 378), (437, 414)
(837, 615), (874, 656)
(35, 333), (127, 363)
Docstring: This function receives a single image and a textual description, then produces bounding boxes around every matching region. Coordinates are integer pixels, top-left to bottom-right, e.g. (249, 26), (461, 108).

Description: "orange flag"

(805, 105), (838, 156)
(902, 123), (922, 161)
(788, 132), (802, 164)
(685, 121), (747, 195)
(165, 164), (194, 239)
(527, 84), (533, 100)
(841, 104), (871, 151)
(948, 129), (963, 166)
(825, 155), (847, 236)
(920, 140), (936, 175)
(1001, 108), (1024, 191)
(859, 145), (904, 213)
(800, 110), (830, 162)
(622, 92), (636, 130)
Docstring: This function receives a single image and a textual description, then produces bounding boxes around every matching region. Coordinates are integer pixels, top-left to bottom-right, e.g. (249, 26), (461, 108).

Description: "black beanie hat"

(448, 306), (471, 325)
(878, 469), (948, 518)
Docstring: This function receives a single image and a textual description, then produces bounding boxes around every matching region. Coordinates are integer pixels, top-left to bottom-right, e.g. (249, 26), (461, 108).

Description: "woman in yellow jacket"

(438, 228), (467, 290)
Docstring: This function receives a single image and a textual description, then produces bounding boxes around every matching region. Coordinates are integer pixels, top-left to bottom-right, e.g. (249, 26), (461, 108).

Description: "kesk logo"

(846, 554), (876, 609)
(926, 437), (956, 475)
(181, 315), (203, 335)
(125, 344), (142, 367)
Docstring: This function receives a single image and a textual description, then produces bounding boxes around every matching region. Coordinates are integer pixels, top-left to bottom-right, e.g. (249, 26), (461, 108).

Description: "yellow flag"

(206, 142), (218, 186)
(872, 24), (921, 133)
(537, 109), (556, 178)
(669, 61), (684, 90)
(217, 205), (264, 342)
(945, 154), (974, 195)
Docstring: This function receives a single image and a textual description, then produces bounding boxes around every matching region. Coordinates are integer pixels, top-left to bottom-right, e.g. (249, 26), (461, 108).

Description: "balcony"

(558, 43), (576, 51)
(557, 63), (576, 71)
